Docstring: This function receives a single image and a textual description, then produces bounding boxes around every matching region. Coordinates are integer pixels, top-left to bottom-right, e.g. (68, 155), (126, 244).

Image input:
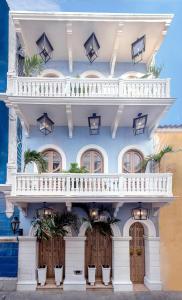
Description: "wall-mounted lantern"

(88, 113), (101, 135)
(37, 113), (54, 135)
(131, 35), (146, 64)
(132, 202), (149, 220)
(37, 202), (54, 218)
(133, 113), (148, 135)
(36, 32), (54, 63)
(89, 207), (99, 220)
(11, 216), (20, 235)
(84, 33), (100, 63)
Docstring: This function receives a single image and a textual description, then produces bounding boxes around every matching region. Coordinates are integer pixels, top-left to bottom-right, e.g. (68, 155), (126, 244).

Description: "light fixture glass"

(88, 113), (101, 135)
(89, 207), (99, 220)
(131, 35), (146, 64)
(37, 202), (54, 218)
(133, 113), (148, 135)
(11, 216), (20, 234)
(132, 203), (149, 220)
(36, 32), (54, 63)
(37, 113), (54, 135)
(84, 33), (100, 63)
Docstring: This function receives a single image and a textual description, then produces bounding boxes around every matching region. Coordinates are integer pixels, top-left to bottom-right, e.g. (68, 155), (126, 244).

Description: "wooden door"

(129, 222), (145, 283)
(39, 237), (65, 278)
(123, 150), (143, 173)
(81, 149), (104, 173)
(85, 227), (112, 279)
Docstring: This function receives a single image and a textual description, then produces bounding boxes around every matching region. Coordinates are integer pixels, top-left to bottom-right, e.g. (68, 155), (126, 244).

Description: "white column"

(6, 107), (17, 217)
(7, 15), (17, 95)
(112, 237), (133, 291)
(17, 237), (38, 291)
(63, 237), (86, 291)
(144, 236), (162, 290)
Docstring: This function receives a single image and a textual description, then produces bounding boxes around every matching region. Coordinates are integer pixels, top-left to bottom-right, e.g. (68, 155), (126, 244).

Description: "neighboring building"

(0, 0), (18, 288)
(0, 9), (175, 292)
(155, 126), (182, 291)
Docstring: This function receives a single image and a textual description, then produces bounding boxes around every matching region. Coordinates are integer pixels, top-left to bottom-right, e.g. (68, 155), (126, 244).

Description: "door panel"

(81, 149), (104, 173)
(130, 222), (145, 283)
(39, 237), (65, 278)
(85, 227), (112, 279)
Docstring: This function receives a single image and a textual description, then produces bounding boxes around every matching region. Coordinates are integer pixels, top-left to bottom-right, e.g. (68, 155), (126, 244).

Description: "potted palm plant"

(102, 264), (111, 286)
(141, 64), (163, 79)
(23, 55), (43, 77)
(37, 265), (47, 286)
(24, 149), (47, 173)
(54, 265), (63, 286)
(143, 145), (173, 172)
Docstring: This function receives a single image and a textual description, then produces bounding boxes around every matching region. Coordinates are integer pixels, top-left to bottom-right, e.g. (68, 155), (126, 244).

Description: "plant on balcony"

(24, 149), (47, 173)
(32, 211), (79, 240)
(23, 55), (43, 77)
(65, 163), (88, 173)
(143, 145), (173, 172)
(141, 64), (163, 79)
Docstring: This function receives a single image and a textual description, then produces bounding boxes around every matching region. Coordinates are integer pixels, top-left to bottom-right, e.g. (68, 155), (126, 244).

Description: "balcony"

(8, 76), (170, 99)
(13, 173), (173, 200)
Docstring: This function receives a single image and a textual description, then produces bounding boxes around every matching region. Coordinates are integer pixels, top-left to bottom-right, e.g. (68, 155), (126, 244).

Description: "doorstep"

(133, 284), (149, 292)
(37, 278), (63, 290)
(86, 279), (112, 290)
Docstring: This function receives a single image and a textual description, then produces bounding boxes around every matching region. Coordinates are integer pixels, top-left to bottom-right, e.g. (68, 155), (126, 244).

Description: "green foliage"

(23, 55), (43, 77)
(141, 65), (163, 79)
(24, 149), (47, 173)
(143, 145), (173, 170)
(65, 163), (88, 173)
(32, 212), (79, 240)
(82, 206), (120, 236)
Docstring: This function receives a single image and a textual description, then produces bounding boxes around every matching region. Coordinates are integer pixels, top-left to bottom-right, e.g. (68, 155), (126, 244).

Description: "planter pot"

(37, 265), (47, 286)
(102, 265), (111, 286)
(54, 265), (63, 286)
(88, 265), (96, 286)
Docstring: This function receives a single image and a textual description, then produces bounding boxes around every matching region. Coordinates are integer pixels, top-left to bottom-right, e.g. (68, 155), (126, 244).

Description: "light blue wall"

(42, 61), (147, 77)
(25, 126), (153, 173)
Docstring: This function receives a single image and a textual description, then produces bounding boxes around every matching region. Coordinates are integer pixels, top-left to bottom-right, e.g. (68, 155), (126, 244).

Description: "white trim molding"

(117, 145), (146, 173)
(37, 144), (67, 170)
(78, 221), (121, 237)
(120, 71), (145, 80)
(76, 144), (109, 173)
(80, 70), (105, 78)
(40, 69), (64, 78)
(123, 217), (157, 237)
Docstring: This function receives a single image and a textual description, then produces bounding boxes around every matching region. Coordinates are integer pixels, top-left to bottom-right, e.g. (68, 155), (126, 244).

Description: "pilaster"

(63, 237), (86, 291)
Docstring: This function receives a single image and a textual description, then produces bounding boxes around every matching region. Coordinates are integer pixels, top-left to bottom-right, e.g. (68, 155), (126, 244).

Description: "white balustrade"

(14, 173), (173, 197)
(8, 76), (170, 98)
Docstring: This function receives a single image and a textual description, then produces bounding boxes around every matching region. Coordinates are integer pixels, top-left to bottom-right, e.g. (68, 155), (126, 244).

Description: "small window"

(42, 149), (62, 173)
(123, 150), (143, 173)
(81, 149), (104, 173)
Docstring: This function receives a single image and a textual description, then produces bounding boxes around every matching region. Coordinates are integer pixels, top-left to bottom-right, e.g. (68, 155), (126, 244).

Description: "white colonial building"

(0, 10), (175, 292)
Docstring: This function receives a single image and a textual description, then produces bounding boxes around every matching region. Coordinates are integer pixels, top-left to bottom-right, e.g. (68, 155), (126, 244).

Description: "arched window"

(42, 149), (62, 173)
(123, 150), (143, 173)
(81, 149), (104, 173)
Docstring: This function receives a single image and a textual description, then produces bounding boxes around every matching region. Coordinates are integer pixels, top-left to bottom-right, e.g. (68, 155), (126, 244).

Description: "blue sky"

(6, 0), (182, 124)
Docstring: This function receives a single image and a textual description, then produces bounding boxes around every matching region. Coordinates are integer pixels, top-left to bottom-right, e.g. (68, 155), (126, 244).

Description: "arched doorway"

(81, 149), (104, 173)
(85, 226), (112, 279)
(123, 150), (144, 173)
(129, 222), (145, 283)
(39, 237), (65, 278)
(42, 148), (62, 173)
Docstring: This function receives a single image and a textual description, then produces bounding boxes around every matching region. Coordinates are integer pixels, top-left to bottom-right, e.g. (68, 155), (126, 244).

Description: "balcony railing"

(14, 173), (173, 197)
(8, 76), (170, 99)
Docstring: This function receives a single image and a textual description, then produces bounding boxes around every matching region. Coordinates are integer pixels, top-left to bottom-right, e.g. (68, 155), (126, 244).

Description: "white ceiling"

(16, 14), (172, 63)
(19, 103), (166, 128)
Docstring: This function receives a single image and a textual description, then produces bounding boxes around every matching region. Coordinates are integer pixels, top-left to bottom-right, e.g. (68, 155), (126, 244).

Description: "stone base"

(112, 281), (133, 292)
(17, 280), (37, 291)
(144, 276), (162, 291)
(0, 278), (17, 291)
(63, 280), (86, 291)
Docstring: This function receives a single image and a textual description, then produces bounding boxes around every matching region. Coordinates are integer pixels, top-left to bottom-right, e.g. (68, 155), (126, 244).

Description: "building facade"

(155, 126), (182, 291)
(0, 9), (175, 292)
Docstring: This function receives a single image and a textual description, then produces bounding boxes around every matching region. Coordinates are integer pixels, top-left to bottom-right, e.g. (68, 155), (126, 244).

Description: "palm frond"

(24, 149), (47, 173)
(24, 55), (43, 77)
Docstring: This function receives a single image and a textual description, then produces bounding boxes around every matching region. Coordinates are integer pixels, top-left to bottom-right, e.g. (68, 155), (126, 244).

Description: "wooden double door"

(129, 222), (145, 283)
(85, 227), (112, 279)
(39, 237), (65, 278)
